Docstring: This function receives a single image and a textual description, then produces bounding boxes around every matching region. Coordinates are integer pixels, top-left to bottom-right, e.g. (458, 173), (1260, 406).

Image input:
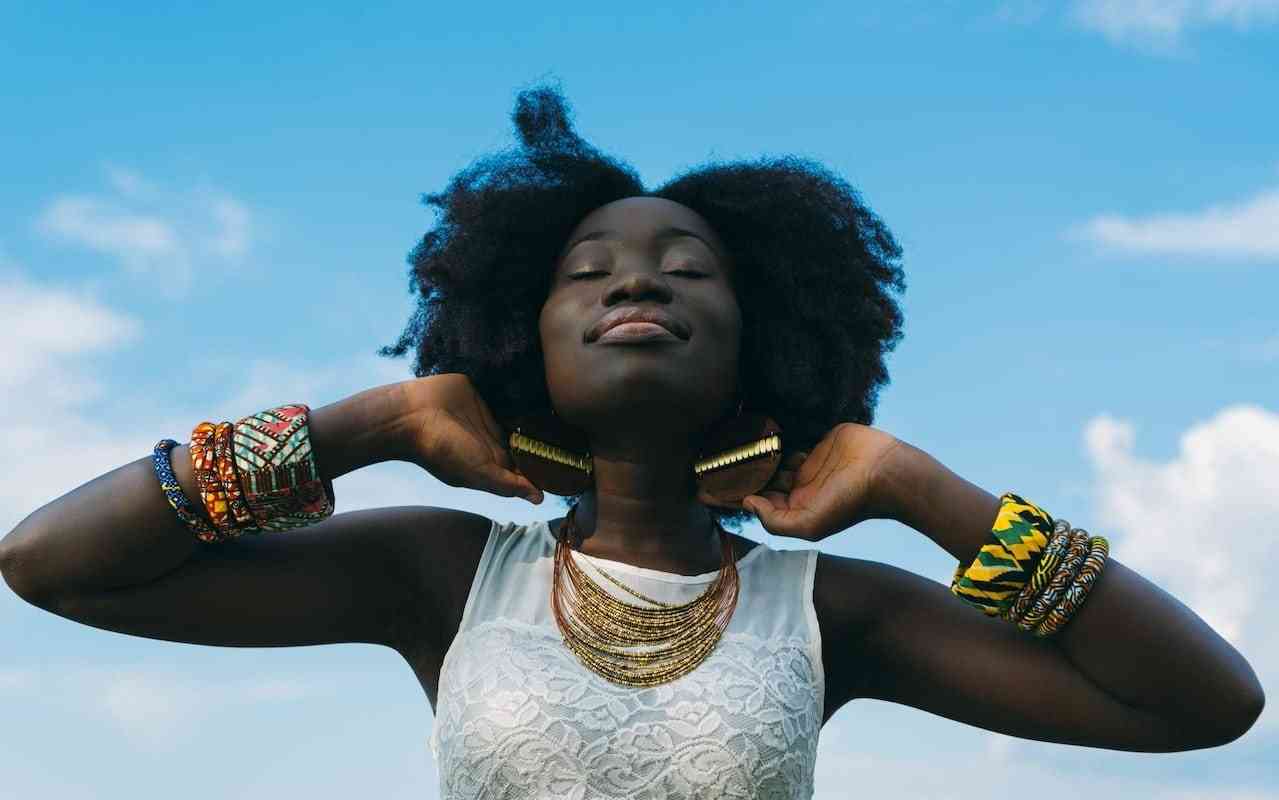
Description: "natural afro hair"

(379, 81), (906, 532)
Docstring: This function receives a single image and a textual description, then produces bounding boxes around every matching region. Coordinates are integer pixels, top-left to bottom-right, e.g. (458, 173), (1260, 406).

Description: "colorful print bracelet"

(1032, 535), (1110, 638)
(190, 421), (237, 542)
(950, 492), (1056, 618)
(1002, 518), (1073, 624)
(213, 420), (256, 531)
(232, 404), (334, 532)
(152, 439), (220, 544)
(952, 492), (1112, 639)
(1016, 529), (1091, 633)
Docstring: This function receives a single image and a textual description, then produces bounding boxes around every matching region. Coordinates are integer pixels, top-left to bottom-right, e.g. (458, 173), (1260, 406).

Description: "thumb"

(743, 493), (804, 537)
(742, 494), (770, 522)
(478, 463), (543, 504)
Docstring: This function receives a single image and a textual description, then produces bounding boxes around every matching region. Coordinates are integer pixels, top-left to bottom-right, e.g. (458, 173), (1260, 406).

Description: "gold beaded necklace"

(550, 504), (741, 687)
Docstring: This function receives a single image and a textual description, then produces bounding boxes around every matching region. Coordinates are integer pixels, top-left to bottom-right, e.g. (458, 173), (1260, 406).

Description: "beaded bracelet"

(949, 492), (1056, 618)
(152, 405), (336, 543)
(1033, 536), (1110, 638)
(1016, 528), (1091, 633)
(951, 493), (1112, 639)
(1001, 518), (1073, 624)
(190, 421), (237, 542)
(151, 439), (220, 544)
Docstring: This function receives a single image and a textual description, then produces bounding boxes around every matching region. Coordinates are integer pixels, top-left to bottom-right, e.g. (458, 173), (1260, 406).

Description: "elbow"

(1221, 669), (1267, 745)
(0, 535), (21, 593)
(1227, 687), (1266, 743)
(0, 539), (27, 599)
(0, 536), (60, 610)
(1178, 689), (1266, 750)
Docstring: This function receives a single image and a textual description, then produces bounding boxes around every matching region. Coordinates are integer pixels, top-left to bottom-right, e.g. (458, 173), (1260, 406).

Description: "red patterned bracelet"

(232, 404), (334, 532)
(213, 421), (257, 532)
(190, 421), (237, 542)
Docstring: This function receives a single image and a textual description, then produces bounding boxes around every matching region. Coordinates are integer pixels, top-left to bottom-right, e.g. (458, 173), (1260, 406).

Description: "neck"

(564, 436), (723, 571)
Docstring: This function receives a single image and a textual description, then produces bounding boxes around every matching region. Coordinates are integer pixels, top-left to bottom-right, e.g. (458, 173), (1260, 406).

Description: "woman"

(0, 84), (1264, 799)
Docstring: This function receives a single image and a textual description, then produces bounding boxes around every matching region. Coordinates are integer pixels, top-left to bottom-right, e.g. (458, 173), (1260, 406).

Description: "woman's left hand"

(735, 423), (904, 541)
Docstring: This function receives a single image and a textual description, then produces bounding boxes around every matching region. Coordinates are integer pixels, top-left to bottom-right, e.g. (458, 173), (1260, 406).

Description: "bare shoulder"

(811, 551), (910, 722)
(387, 506), (495, 661)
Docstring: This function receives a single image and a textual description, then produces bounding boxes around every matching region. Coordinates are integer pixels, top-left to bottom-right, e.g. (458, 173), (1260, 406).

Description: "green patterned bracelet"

(950, 492), (1056, 618)
(232, 404), (334, 532)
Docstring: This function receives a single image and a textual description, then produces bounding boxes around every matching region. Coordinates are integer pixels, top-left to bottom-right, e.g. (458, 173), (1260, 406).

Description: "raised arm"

(0, 375), (541, 655)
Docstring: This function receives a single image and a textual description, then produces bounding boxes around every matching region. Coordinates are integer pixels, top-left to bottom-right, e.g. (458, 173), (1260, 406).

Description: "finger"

(470, 393), (513, 465)
(741, 494), (777, 527)
(476, 463), (543, 504)
(743, 492), (811, 537)
(758, 489), (790, 505)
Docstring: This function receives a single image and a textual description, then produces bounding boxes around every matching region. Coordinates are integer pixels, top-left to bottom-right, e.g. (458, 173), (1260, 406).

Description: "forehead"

(560, 196), (729, 261)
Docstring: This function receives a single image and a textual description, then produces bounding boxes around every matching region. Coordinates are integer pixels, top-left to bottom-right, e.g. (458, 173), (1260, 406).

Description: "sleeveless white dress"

(428, 517), (825, 799)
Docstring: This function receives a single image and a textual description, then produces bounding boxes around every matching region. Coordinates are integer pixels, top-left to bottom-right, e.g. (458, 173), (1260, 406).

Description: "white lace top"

(427, 517), (825, 799)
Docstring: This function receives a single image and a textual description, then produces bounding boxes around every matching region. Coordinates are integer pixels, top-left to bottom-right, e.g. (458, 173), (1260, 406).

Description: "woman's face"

(539, 196), (741, 443)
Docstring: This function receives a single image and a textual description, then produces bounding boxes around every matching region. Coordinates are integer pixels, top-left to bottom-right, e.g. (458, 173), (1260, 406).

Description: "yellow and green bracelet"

(951, 492), (1110, 638)
(950, 492), (1056, 618)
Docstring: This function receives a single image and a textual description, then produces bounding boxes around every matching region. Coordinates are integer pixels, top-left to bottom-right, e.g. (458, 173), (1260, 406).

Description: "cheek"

(710, 298), (743, 353)
(538, 302), (576, 366)
(721, 303), (745, 376)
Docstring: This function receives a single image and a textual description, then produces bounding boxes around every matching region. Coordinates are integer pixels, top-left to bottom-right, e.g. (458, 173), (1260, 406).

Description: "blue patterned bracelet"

(152, 439), (220, 543)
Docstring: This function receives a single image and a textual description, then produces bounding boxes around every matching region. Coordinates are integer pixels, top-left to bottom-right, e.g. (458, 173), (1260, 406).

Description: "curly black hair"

(379, 81), (906, 532)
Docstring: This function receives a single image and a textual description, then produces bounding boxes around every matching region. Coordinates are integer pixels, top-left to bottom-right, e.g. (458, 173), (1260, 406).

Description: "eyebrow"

(564, 226), (722, 258)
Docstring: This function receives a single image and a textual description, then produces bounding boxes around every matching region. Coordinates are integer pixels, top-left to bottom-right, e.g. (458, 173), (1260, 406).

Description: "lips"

(586, 306), (690, 343)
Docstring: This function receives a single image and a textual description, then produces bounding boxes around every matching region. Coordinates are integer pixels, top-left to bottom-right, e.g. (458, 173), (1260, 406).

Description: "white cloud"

(209, 353), (412, 423)
(0, 270), (151, 545)
(814, 718), (1278, 799)
(1084, 404), (1279, 729)
(38, 196), (183, 267)
(1076, 186), (1279, 260)
(1073, 0), (1279, 49)
(0, 267), (481, 543)
(206, 193), (251, 257)
(0, 270), (142, 400)
(103, 164), (157, 199)
(34, 165), (253, 294)
(17, 665), (328, 751)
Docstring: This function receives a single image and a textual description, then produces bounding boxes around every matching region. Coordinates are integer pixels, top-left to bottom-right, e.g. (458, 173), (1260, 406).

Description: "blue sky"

(2, 1), (1277, 797)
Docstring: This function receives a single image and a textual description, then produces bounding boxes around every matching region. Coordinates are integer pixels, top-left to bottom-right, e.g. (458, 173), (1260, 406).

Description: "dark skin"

(533, 196), (1265, 744)
(537, 195), (756, 572)
(1, 197), (1262, 759)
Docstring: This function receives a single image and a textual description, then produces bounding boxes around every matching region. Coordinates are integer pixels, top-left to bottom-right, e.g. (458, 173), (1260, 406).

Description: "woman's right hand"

(399, 374), (544, 504)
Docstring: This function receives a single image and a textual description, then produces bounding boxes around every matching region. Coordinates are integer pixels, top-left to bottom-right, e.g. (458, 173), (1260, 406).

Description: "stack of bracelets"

(150, 404), (335, 544)
(950, 492), (1110, 638)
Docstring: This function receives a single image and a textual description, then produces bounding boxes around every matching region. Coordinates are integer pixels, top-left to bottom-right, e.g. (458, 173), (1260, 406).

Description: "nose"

(602, 269), (673, 307)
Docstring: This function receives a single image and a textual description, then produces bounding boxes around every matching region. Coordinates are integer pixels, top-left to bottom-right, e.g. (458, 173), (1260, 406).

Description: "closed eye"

(568, 270), (705, 280)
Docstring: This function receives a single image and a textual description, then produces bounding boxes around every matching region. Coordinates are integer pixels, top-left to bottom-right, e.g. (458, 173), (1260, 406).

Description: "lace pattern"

(430, 618), (822, 799)
(425, 520), (825, 799)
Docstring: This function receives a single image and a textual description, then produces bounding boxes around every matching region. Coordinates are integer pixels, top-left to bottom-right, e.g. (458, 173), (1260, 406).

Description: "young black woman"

(0, 84), (1263, 799)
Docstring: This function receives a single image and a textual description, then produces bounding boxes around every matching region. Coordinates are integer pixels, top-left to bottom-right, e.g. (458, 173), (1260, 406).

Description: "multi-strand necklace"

(550, 504), (741, 687)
